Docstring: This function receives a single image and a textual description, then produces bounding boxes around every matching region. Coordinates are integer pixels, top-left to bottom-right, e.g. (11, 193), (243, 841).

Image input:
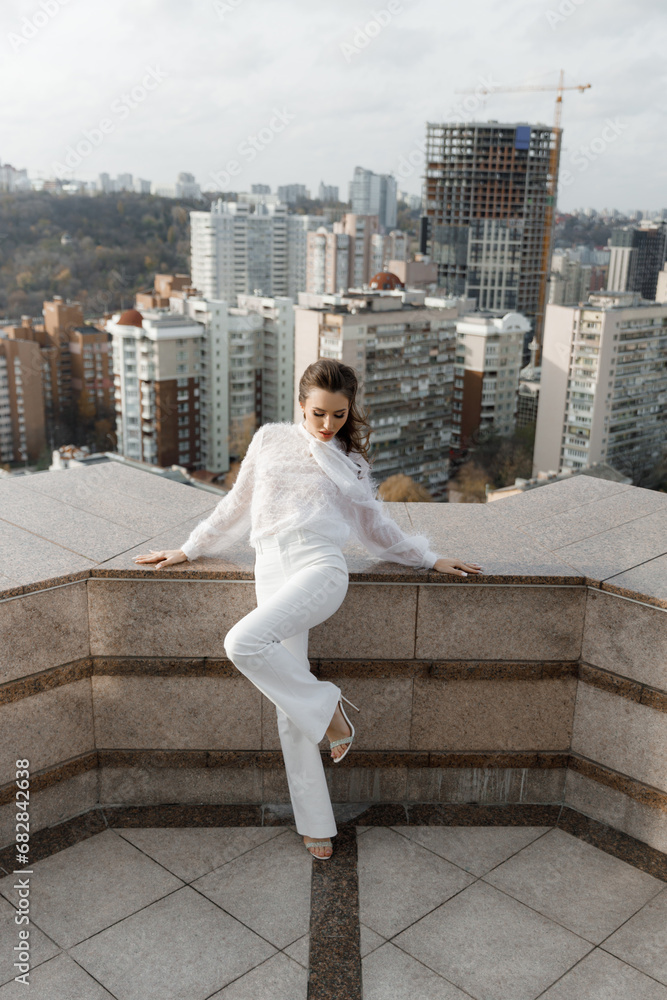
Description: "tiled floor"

(0, 826), (310, 999)
(358, 825), (667, 1000)
(0, 824), (666, 999)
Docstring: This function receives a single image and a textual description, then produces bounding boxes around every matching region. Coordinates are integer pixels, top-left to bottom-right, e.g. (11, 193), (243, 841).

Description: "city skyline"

(1, 0), (665, 212)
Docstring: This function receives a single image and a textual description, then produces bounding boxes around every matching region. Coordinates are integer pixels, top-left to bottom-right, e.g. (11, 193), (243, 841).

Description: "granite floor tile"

(404, 506), (581, 578)
(362, 942), (469, 999)
(484, 476), (632, 527)
(0, 485), (150, 563)
(391, 825), (552, 876)
(70, 884), (276, 1000)
(553, 507), (667, 580)
(360, 922), (386, 958)
(192, 829), (311, 949)
(0, 953), (116, 999)
(602, 886), (667, 986)
(283, 932), (309, 968)
(539, 947), (667, 1000)
(603, 553), (667, 608)
(357, 827), (475, 939)
(483, 828), (664, 944)
(116, 826), (285, 882)
(0, 520), (95, 587)
(17, 468), (213, 534)
(520, 486), (667, 550)
(0, 896), (60, 988)
(209, 952), (306, 999)
(393, 880), (592, 1000)
(0, 829), (182, 949)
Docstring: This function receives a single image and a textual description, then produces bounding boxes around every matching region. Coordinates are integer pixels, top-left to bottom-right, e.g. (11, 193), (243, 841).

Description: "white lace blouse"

(179, 420), (442, 569)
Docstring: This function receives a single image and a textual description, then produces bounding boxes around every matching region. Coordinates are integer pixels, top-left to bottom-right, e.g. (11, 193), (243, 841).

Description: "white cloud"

(1, 0), (665, 210)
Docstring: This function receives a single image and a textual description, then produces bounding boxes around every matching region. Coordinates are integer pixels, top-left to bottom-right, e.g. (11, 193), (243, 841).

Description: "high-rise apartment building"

(190, 199), (288, 304)
(422, 122), (561, 353)
(607, 222), (667, 301)
(370, 231), (409, 273)
(108, 276), (295, 472)
(1, 297), (113, 455)
(294, 287), (472, 496)
(277, 184), (309, 204)
(318, 182), (339, 203)
(349, 167), (398, 230)
(306, 228), (349, 294)
(549, 253), (594, 306)
(333, 213), (379, 287)
(533, 292), (667, 477)
(451, 312), (531, 450)
(0, 326), (46, 463)
(287, 215), (324, 300)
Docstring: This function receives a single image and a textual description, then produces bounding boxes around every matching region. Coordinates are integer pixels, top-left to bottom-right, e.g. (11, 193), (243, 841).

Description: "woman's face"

(301, 389), (350, 441)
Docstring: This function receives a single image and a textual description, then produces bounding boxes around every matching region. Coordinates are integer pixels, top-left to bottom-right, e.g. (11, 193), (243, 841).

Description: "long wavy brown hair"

(298, 359), (373, 463)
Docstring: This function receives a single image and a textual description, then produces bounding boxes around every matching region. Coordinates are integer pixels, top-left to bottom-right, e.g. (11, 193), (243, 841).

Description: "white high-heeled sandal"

(329, 695), (360, 763)
(304, 838), (333, 859)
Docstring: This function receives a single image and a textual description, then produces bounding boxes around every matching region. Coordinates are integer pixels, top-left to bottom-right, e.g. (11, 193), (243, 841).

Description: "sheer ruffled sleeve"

(346, 455), (441, 570)
(180, 425), (265, 561)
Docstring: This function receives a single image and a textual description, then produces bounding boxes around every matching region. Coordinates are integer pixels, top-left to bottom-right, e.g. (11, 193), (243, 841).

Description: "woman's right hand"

(132, 549), (189, 569)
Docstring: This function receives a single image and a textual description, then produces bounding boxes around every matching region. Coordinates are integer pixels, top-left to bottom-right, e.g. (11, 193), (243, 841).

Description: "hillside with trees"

(0, 191), (208, 320)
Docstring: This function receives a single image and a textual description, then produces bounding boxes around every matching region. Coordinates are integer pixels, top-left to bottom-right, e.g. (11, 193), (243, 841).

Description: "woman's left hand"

(432, 557), (483, 577)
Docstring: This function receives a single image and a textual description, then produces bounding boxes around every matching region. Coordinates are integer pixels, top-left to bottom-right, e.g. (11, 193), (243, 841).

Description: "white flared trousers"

(223, 527), (349, 839)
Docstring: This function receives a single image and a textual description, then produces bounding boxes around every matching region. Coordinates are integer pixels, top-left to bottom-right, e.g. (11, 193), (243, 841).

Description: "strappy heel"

(329, 694), (360, 763)
(304, 838), (333, 860)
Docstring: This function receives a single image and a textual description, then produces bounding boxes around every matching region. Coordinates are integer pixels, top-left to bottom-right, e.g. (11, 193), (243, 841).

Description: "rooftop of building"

(1, 466), (666, 995)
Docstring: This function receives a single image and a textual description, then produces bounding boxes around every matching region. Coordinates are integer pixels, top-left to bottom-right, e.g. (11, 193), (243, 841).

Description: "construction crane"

(454, 70), (591, 360)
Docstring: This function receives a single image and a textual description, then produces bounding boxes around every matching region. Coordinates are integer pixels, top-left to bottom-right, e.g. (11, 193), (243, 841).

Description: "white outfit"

(225, 526), (348, 837)
(180, 420), (442, 837)
(180, 419), (442, 569)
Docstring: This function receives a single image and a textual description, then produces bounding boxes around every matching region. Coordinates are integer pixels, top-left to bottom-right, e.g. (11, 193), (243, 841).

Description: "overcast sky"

(2, 0), (665, 212)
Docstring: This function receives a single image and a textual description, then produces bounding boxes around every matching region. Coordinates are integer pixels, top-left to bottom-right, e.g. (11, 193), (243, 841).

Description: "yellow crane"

(454, 70), (591, 358)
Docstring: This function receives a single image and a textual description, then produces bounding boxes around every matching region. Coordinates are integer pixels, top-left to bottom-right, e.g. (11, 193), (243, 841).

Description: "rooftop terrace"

(0, 467), (666, 998)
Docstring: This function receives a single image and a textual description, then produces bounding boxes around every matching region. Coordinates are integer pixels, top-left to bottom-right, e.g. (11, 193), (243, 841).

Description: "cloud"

(0, 0), (665, 209)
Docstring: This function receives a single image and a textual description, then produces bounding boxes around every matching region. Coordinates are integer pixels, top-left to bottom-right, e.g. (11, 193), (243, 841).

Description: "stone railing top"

(1, 464), (666, 609)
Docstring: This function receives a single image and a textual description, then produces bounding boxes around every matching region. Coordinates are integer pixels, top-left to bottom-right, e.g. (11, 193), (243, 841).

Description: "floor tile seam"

(587, 582), (667, 610)
(543, 506), (667, 553)
(113, 825), (290, 884)
(596, 941), (667, 989)
(0, 576), (79, 603)
(382, 824), (554, 881)
(172, 879), (286, 956)
(382, 935), (484, 999)
(474, 873), (617, 946)
(0, 515), (103, 558)
(492, 484), (636, 527)
(531, 944), (598, 1000)
(200, 949), (298, 998)
(65, 951), (122, 1000)
(592, 880), (667, 952)
(61, 880), (188, 952)
(602, 547), (667, 582)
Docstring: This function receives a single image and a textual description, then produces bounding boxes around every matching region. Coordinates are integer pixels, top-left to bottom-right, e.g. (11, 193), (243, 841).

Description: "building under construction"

(420, 121), (561, 356)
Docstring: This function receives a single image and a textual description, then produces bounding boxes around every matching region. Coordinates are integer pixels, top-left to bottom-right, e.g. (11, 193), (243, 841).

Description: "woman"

(133, 360), (482, 859)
